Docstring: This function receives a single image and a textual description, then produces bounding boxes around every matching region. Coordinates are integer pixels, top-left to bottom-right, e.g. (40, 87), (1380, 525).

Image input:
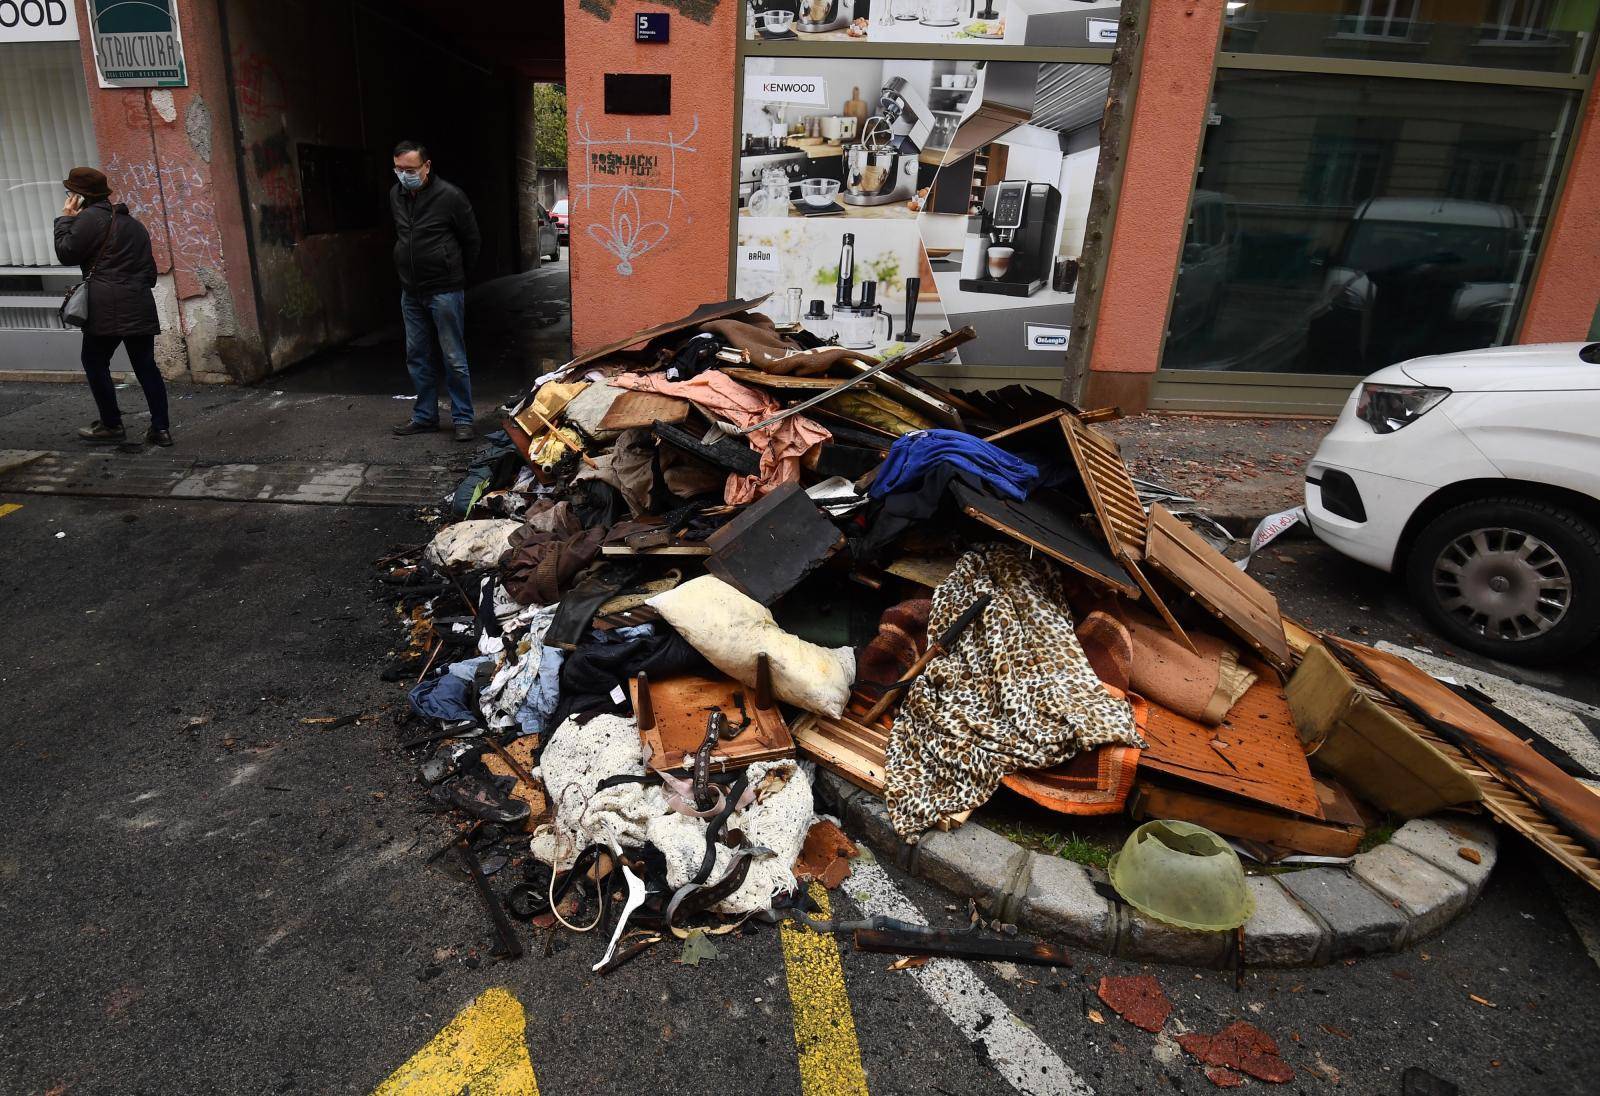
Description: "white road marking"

(841, 859), (1093, 1096)
(1375, 643), (1600, 777)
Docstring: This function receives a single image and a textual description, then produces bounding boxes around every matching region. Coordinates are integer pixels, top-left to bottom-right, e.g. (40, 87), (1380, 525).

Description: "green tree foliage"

(534, 84), (568, 169)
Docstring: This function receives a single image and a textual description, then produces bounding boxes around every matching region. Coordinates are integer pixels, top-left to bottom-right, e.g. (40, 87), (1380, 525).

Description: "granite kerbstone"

(1241, 875), (1329, 967)
(1388, 816), (1496, 896)
(1014, 854), (1117, 952)
(1278, 866), (1407, 955)
(1351, 842), (1470, 945)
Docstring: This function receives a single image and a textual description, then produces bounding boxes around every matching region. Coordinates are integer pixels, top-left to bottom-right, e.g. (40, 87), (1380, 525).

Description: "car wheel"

(1404, 497), (1600, 663)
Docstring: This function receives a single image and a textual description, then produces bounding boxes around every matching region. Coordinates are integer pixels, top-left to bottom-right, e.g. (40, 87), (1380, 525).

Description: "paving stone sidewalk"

(1103, 413), (1334, 527)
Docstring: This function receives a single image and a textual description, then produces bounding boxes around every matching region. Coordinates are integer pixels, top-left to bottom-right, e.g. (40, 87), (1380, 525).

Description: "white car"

(1304, 342), (1600, 663)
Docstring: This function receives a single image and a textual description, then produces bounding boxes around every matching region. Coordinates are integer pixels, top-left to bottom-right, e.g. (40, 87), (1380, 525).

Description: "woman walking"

(54, 167), (171, 446)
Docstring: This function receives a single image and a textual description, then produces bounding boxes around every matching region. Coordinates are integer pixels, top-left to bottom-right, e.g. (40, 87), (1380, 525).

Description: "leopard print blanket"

(885, 543), (1143, 836)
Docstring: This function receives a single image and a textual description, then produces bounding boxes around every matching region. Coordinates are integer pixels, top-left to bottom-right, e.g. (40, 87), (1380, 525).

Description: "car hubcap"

(1432, 526), (1572, 642)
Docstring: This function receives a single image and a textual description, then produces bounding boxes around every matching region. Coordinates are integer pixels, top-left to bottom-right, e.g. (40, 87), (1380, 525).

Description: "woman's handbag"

(59, 210), (120, 329)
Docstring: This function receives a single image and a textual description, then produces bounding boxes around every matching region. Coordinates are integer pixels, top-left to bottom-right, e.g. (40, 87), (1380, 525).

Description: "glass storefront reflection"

(1162, 71), (1576, 376)
(1222, 0), (1599, 74)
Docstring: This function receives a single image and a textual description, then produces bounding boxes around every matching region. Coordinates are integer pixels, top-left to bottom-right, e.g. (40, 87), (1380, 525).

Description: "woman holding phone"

(54, 167), (171, 446)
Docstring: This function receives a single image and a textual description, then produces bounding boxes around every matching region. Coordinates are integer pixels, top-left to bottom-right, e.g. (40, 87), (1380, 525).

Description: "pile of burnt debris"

(378, 295), (1600, 978)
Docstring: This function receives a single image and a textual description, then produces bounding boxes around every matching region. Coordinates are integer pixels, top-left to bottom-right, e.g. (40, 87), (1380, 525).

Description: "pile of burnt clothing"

(377, 294), (1600, 966)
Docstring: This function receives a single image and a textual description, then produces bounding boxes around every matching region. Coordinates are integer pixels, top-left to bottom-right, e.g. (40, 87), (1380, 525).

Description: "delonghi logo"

(1026, 323), (1072, 351)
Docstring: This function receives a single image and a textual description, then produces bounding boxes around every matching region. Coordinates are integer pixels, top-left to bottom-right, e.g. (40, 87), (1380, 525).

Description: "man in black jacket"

(390, 140), (481, 442)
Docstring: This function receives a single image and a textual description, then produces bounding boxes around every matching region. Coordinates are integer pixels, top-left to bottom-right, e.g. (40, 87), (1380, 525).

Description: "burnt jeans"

(81, 333), (169, 432)
(401, 289), (474, 426)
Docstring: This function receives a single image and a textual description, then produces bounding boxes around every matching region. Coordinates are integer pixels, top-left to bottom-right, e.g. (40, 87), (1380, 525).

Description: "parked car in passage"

(550, 199), (570, 247)
(535, 205), (561, 262)
(1304, 342), (1600, 663)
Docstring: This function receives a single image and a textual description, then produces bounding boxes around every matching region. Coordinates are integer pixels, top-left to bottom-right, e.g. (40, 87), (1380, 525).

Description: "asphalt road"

(4, 347), (1600, 1095)
(1, 488), (1598, 1096)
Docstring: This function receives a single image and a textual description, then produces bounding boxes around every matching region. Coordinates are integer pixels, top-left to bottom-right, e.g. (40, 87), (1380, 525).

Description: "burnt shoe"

(77, 420), (125, 443)
(145, 428), (173, 448)
(432, 770), (531, 824)
(393, 419), (439, 436)
(453, 424), (476, 443)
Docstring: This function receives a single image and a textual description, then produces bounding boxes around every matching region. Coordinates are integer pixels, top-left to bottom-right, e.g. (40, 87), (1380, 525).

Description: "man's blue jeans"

(401, 289), (474, 427)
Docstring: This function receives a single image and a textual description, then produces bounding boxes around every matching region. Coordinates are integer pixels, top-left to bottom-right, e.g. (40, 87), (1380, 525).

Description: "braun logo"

(747, 249), (772, 261)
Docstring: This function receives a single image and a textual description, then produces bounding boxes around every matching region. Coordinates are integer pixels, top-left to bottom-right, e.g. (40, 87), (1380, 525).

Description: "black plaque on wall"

(604, 73), (672, 115)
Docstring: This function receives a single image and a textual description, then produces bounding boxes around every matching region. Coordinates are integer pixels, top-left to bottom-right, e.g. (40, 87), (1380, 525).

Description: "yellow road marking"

(781, 885), (871, 1096)
(0, 503), (20, 519)
(371, 986), (538, 1095)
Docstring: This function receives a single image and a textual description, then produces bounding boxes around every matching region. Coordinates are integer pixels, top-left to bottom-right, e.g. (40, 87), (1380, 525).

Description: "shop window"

(1221, 0), (1599, 73)
(1162, 70), (1574, 377)
(0, 43), (98, 269)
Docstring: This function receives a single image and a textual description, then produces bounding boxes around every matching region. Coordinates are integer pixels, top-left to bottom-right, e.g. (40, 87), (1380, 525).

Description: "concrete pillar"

(515, 76), (544, 273)
(1081, 0), (1223, 413)
(73, 0), (267, 382)
(562, 0), (736, 353)
(1518, 77), (1600, 345)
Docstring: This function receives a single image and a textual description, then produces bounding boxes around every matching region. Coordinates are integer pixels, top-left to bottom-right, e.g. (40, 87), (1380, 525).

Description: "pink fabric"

(613, 370), (831, 505)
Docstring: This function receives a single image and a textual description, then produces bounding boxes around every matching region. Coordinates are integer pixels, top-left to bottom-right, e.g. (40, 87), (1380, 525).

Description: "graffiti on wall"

(105, 152), (224, 277)
(232, 45), (287, 123)
(572, 109), (698, 276)
(245, 132), (302, 248)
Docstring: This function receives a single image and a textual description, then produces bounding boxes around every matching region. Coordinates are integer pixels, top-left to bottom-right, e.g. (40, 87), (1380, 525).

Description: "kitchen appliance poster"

(744, 0), (1124, 50)
(735, 56), (1110, 368)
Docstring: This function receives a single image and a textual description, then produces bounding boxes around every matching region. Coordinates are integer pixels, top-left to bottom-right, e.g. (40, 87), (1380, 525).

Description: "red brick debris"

(1204, 1067), (1246, 1088)
(794, 819), (858, 889)
(1178, 1021), (1296, 1084)
(1096, 974), (1172, 1033)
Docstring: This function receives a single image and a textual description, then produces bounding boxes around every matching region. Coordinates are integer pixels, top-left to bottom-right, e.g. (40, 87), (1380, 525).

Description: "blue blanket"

(870, 429), (1041, 503)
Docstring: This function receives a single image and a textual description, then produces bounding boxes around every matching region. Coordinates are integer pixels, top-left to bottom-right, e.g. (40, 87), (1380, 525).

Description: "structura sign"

(89, 0), (187, 88)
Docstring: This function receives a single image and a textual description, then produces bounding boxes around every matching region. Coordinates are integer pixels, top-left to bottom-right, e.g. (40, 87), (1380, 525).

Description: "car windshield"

(552, 201), (568, 216)
(1340, 222), (1512, 281)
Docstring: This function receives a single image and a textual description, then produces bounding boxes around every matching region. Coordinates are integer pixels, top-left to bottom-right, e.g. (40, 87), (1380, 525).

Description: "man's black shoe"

(453, 424), (476, 443)
(393, 420), (439, 436)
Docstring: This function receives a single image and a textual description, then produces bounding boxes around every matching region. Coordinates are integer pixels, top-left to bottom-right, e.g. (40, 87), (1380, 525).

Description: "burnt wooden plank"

(704, 482), (845, 605)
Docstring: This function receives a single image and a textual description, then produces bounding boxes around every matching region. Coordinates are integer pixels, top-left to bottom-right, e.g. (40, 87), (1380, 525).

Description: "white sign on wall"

(1026, 323), (1072, 352)
(747, 75), (828, 107)
(738, 243), (782, 272)
(0, 0), (79, 42)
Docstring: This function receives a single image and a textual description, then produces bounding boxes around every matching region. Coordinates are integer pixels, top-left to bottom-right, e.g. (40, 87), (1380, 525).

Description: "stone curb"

(813, 771), (1498, 969)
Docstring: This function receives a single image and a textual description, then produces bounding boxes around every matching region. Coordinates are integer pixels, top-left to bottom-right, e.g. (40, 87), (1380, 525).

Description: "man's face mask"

(394, 165), (426, 190)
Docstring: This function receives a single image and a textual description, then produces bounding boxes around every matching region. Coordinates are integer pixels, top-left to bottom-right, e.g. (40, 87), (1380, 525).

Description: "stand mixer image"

(796, 0), (849, 32)
(842, 76), (934, 207)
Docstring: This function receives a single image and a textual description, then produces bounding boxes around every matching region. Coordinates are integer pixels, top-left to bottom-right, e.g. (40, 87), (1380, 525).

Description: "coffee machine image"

(958, 180), (1062, 297)
(795, 0), (849, 32)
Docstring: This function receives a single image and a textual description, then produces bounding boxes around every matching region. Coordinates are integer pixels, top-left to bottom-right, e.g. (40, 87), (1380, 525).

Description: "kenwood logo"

(762, 81), (818, 95)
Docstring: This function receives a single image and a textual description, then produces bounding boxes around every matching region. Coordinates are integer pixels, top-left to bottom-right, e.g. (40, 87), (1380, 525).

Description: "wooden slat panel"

(1333, 645), (1600, 894)
(1144, 504), (1293, 673)
(793, 713), (888, 794)
(1062, 414), (1148, 558)
(1140, 678), (1323, 819)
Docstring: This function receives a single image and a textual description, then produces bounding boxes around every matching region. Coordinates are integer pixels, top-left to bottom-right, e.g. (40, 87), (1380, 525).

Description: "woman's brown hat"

(63, 167), (111, 200)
